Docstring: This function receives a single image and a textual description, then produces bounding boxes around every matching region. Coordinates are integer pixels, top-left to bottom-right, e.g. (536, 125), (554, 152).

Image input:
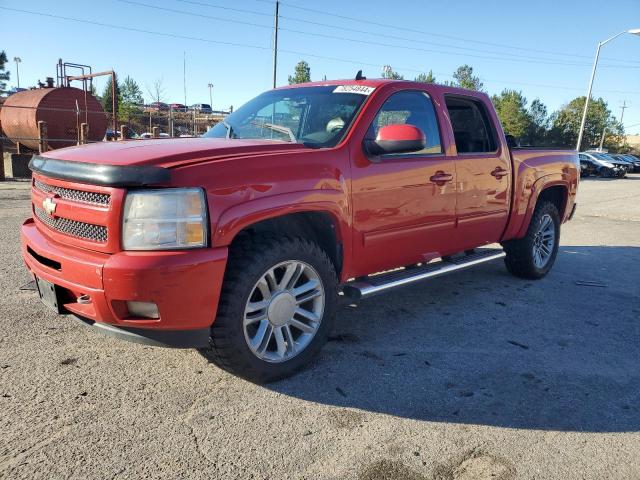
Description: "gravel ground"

(0, 175), (639, 480)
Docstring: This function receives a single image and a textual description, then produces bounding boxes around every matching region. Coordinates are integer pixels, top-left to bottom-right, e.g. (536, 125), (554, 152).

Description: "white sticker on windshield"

(333, 85), (375, 95)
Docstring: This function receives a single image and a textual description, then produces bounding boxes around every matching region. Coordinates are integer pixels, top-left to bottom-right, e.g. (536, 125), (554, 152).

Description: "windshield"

(594, 153), (616, 162)
(203, 86), (370, 148)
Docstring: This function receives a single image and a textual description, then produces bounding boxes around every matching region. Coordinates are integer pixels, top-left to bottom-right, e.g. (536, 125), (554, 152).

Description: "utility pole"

(599, 101), (629, 151)
(599, 127), (607, 151)
(183, 51), (187, 106)
(620, 101), (628, 123)
(272, 0), (279, 89)
(13, 57), (21, 88)
(208, 83), (213, 108)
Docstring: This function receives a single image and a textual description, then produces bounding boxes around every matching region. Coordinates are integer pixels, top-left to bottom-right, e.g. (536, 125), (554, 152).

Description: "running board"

(342, 248), (506, 300)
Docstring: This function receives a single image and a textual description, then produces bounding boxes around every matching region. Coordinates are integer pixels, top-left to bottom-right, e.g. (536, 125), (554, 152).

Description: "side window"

(368, 91), (442, 155)
(446, 96), (497, 154)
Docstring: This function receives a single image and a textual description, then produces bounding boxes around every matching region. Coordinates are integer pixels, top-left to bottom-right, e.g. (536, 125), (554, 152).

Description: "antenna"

(355, 70), (366, 81)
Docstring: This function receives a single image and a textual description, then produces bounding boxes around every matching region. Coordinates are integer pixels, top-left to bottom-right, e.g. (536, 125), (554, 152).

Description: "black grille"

(34, 179), (110, 206)
(34, 207), (108, 243)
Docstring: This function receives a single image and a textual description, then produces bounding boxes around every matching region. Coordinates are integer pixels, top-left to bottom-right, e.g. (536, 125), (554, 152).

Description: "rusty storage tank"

(0, 86), (108, 150)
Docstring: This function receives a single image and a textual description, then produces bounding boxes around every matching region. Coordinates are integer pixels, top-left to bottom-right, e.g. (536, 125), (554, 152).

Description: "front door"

(350, 90), (457, 276)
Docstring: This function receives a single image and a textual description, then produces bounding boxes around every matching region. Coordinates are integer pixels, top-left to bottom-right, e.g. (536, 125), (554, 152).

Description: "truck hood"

(42, 138), (308, 168)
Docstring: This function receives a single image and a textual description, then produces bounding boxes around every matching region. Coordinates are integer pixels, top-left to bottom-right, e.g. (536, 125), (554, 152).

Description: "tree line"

(288, 60), (631, 153)
(0, 49), (630, 153)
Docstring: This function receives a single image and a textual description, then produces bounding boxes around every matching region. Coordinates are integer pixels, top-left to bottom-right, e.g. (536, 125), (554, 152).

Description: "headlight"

(122, 188), (208, 250)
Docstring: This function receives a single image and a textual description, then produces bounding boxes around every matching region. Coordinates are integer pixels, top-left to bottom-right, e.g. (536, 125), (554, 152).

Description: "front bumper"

(21, 218), (228, 348)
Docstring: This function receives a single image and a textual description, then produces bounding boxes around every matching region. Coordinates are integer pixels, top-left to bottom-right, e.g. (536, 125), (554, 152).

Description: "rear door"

(350, 89), (457, 275)
(445, 95), (511, 249)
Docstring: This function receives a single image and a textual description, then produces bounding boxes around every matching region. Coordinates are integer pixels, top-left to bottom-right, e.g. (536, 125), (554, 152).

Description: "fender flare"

(514, 174), (568, 239)
(212, 189), (352, 274)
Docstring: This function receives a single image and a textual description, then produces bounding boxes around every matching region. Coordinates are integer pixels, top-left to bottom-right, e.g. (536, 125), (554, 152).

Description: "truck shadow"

(266, 245), (640, 433)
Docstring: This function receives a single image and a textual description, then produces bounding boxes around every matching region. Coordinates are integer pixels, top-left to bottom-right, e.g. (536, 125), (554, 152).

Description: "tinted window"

(368, 91), (442, 155)
(446, 96), (497, 153)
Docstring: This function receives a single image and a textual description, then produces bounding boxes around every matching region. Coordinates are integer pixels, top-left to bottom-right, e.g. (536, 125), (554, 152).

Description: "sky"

(2, 0), (640, 134)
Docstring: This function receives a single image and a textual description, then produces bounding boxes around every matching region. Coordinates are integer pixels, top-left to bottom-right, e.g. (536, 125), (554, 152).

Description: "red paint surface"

(21, 79), (578, 334)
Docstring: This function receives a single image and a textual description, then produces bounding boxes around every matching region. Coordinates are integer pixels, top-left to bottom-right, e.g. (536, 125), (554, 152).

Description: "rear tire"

(200, 233), (338, 383)
(502, 201), (560, 280)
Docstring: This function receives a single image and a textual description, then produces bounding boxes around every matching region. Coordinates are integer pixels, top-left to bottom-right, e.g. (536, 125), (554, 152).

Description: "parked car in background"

(579, 153), (622, 178)
(580, 152), (626, 177)
(626, 154), (640, 172)
(104, 129), (118, 141)
(592, 152), (631, 175)
(578, 155), (599, 177)
(139, 132), (171, 139)
(170, 103), (188, 112)
(148, 102), (169, 111)
(611, 154), (640, 173)
(191, 103), (213, 114)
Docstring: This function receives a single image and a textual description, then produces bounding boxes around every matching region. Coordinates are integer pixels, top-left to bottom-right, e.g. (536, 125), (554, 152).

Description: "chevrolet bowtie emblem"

(42, 197), (57, 216)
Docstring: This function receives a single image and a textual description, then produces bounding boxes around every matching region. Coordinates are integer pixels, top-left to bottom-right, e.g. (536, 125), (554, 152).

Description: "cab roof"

(275, 77), (489, 98)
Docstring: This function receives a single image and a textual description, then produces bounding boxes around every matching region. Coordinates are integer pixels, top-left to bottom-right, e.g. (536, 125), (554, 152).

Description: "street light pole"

(208, 83), (213, 108)
(272, 0), (279, 89)
(13, 57), (21, 88)
(576, 29), (640, 151)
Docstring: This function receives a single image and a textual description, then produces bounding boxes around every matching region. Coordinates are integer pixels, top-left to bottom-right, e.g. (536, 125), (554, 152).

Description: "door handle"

(430, 171), (453, 184)
(491, 167), (508, 179)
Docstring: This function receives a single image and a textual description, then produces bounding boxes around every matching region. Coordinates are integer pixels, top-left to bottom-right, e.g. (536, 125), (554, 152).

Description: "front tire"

(200, 234), (338, 383)
(502, 201), (560, 279)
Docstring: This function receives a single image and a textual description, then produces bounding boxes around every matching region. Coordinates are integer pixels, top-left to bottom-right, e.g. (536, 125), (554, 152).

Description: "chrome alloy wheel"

(532, 213), (555, 269)
(243, 260), (325, 363)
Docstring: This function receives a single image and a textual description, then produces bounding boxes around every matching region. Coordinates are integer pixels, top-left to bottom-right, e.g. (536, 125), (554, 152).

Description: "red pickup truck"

(22, 77), (578, 382)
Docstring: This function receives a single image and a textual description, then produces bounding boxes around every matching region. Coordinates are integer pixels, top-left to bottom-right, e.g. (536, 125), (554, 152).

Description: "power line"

(118, 0), (637, 69)
(119, 0), (274, 29)
(0, 6), (272, 50)
(277, 14), (639, 67)
(250, 0), (640, 65)
(2, 6), (639, 97)
(178, 0), (621, 65)
(176, 0), (273, 17)
(171, 0), (640, 67)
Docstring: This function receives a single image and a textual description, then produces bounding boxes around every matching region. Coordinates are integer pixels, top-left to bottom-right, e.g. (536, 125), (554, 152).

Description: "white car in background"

(139, 132), (171, 139)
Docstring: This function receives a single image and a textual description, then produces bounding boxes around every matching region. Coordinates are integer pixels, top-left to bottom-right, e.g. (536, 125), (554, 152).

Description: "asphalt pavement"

(1, 175), (638, 479)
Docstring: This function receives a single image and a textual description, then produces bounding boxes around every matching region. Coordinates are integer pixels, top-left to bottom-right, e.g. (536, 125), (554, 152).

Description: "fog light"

(126, 301), (160, 319)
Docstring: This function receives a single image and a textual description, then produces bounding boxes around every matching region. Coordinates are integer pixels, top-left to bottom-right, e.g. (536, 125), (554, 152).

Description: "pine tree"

(0, 51), (10, 94)
(415, 71), (436, 83)
(381, 65), (404, 80)
(450, 65), (483, 91)
(102, 75), (121, 113)
(288, 61), (311, 84)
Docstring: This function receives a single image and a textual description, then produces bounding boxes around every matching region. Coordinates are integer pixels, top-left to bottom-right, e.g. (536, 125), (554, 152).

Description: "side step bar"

(342, 248), (506, 300)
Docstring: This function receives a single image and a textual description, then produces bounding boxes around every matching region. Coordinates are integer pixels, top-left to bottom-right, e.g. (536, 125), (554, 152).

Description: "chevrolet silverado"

(22, 77), (579, 381)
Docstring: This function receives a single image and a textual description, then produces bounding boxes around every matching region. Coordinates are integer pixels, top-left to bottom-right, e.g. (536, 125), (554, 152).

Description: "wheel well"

(537, 185), (568, 219)
(232, 212), (343, 275)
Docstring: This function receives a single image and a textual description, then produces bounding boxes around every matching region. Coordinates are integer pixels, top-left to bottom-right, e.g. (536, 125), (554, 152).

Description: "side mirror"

(365, 124), (426, 157)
